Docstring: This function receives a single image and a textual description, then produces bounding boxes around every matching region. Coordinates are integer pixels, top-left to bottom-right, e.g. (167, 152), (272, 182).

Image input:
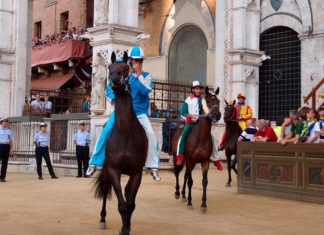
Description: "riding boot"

(218, 131), (227, 151)
(176, 154), (185, 166)
(214, 160), (223, 170)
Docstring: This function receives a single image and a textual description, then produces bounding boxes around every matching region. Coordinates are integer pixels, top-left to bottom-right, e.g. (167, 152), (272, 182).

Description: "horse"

(93, 51), (148, 235)
(223, 100), (242, 187)
(172, 87), (221, 212)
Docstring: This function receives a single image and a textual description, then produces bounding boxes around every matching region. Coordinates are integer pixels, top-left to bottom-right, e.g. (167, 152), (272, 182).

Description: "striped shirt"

(240, 127), (257, 141)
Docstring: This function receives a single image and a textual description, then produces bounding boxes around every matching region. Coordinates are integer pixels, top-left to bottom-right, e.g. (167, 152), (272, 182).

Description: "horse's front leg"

(109, 170), (129, 235)
(181, 171), (187, 202)
(124, 173), (142, 232)
(226, 152), (232, 187)
(231, 155), (238, 175)
(186, 170), (193, 209)
(201, 161), (209, 213)
(174, 166), (181, 199)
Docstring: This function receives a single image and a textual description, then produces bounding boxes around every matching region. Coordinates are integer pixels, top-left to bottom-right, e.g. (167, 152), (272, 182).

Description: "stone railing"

(237, 142), (324, 203)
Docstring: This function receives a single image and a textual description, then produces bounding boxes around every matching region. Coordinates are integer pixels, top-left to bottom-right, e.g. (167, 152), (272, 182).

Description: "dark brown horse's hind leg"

(226, 153), (232, 187)
(200, 161), (209, 213)
(98, 189), (108, 230)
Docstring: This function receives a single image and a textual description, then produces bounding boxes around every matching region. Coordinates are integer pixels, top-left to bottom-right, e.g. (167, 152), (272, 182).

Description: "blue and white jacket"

(105, 71), (153, 116)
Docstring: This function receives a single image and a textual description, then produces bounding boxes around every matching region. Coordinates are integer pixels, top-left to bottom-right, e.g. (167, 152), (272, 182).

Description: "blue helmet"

(128, 46), (145, 59)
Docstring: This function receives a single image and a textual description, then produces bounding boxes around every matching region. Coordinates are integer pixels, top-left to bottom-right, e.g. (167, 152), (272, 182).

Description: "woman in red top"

(251, 119), (278, 142)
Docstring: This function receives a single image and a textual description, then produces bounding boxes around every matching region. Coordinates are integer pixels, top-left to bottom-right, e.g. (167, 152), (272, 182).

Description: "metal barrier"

(8, 116), (44, 162)
(50, 114), (90, 165)
(237, 142), (324, 203)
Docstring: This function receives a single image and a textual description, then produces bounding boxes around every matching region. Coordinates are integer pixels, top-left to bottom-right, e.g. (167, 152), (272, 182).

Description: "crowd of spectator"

(238, 105), (324, 144)
(32, 27), (89, 48)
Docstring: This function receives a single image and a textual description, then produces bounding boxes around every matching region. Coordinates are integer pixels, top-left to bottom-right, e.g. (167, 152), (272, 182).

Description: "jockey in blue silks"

(86, 47), (161, 181)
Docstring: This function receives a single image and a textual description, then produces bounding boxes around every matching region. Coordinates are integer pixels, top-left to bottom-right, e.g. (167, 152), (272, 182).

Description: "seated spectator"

(150, 103), (161, 118)
(299, 108), (318, 142)
(280, 110), (304, 145)
(82, 96), (91, 112)
(30, 94), (43, 113)
(276, 117), (292, 142)
(250, 119), (277, 142)
(307, 106), (324, 144)
(238, 119), (257, 142)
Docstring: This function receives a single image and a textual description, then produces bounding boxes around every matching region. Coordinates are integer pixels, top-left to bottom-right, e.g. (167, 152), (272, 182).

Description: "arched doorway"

(259, 26), (301, 122)
(168, 25), (208, 85)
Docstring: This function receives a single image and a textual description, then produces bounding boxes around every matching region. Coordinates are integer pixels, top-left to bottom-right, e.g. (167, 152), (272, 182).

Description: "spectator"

(276, 117), (292, 142)
(238, 119), (257, 142)
(30, 94), (43, 113)
(307, 106), (324, 144)
(251, 119), (277, 143)
(82, 96), (91, 112)
(150, 103), (161, 118)
(280, 110), (304, 145)
(43, 95), (52, 115)
(299, 108), (318, 143)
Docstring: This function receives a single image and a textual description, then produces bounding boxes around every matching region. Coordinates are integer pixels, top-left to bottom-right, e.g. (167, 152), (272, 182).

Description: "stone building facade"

(32, 0), (94, 38)
(0, 0), (33, 117)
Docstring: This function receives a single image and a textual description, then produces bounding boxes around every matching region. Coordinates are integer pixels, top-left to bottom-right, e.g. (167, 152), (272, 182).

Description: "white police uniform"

(0, 122), (12, 181)
(34, 124), (57, 179)
(74, 129), (90, 177)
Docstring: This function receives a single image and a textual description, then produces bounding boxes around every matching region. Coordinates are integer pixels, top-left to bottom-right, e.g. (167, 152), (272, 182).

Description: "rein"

(198, 104), (219, 123)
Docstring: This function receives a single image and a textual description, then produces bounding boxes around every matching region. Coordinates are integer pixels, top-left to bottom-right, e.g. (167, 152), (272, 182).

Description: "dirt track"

(1, 169), (324, 235)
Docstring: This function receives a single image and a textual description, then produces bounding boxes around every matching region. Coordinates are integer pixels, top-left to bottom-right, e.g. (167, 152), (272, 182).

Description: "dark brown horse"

(172, 87), (221, 212)
(93, 52), (148, 235)
(223, 100), (242, 187)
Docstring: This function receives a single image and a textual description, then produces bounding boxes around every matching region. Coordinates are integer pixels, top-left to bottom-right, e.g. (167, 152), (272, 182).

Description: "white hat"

(0, 117), (9, 122)
(40, 122), (47, 127)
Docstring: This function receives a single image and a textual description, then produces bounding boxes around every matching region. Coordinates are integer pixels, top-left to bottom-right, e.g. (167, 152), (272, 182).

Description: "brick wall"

(32, 0), (93, 38)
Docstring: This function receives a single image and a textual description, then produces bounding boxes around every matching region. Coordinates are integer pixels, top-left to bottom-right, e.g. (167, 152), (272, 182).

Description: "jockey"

(218, 92), (253, 151)
(86, 46), (161, 181)
(176, 81), (223, 170)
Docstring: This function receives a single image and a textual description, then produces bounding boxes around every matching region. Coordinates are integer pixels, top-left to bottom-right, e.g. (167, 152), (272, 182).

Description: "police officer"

(33, 122), (58, 180)
(0, 117), (13, 182)
(74, 121), (90, 178)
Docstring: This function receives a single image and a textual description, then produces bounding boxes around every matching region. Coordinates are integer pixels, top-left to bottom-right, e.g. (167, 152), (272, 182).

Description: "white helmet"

(128, 46), (145, 59)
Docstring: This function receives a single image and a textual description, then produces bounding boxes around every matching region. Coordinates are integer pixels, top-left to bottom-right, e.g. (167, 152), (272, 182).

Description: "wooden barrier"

(237, 142), (324, 203)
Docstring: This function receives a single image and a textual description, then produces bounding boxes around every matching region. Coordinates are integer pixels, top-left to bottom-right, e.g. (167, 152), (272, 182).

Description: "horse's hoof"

(181, 197), (187, 203)
(174, 193), (180, 199)
(187, 204), (193, 210)
(225, 183), (231, 187)
(200, 206), (207, 214)
(119, 230), (130, 235)
(98, 222), (106, 230)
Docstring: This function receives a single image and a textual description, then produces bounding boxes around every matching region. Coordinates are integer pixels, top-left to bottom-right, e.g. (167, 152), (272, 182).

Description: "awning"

(31, 69), (74, 90)
(32, 40), (86, 67)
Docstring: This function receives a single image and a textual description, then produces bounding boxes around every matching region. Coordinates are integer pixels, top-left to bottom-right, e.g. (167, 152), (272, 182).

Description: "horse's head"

(205, 87), (221, 122)
(108, 51), (130, 93)
(224, 99), (237, 123)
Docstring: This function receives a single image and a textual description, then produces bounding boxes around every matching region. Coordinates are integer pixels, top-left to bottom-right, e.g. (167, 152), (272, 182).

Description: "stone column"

(227, 0), (264, 118)
(94, 0), (108, 26)
(0, 0), (32, 117)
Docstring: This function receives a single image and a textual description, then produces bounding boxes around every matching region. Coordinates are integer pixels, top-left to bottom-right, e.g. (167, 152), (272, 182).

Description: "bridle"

(198, 104), (220, 123)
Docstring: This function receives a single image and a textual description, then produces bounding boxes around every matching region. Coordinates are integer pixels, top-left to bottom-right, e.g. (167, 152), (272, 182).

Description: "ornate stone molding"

(227, 48), (265, 67)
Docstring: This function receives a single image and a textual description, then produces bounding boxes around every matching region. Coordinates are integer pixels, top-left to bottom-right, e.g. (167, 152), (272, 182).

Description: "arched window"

(168, 25), (208, 85)
(259, 26), (301, 122)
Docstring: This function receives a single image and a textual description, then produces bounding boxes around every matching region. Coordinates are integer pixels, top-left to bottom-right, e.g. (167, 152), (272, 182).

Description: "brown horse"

(93, 52), (148, 235)
(223, 100), (242, 187)
(172, 87), (221, 212)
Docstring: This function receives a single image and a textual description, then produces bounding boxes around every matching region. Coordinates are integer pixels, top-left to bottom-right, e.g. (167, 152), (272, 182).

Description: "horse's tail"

(92, 171), (112, 200)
